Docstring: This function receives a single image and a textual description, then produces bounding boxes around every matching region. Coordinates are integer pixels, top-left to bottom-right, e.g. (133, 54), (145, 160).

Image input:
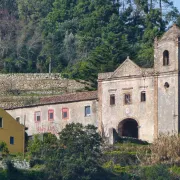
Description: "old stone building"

(4, 24), (180, 143)
(6, 91), (98, 136)
(98, 24), (180, 142)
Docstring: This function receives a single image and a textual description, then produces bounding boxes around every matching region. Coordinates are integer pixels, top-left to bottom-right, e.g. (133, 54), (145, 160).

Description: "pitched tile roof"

(40, 91), (98, 104)
(4, 91), (98, 110)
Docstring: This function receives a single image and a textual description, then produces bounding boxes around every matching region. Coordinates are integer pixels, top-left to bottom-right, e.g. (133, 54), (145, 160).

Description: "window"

(163, 50), (169, 66)
(124, 94), (131, 105)
(85, 106), (91, 116)
(110, 94), (115, 105)
(16, 117), (20, 123)
(0, 117), (2, 128)
(141, 91), (146, 102)
(48, 109), (54, 121)
(10, 137), (14, 145)
(164, 82), (170, 89)
(62, 108), (69, 119)
(35, 111), (41, 122)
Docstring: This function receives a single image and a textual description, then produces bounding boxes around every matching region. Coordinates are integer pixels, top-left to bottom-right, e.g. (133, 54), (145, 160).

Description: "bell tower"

(154, 24), (180, 136)
(154, 24), (180, 73)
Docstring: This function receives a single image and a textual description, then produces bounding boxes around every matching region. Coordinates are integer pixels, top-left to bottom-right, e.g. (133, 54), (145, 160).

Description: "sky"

(173, 0), (180, 11)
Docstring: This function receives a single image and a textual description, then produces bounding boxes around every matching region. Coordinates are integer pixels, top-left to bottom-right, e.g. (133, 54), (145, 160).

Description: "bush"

(118, 137), (149, 145)
(27, 133), (57, 159)
(0, 142), (9, 157)
(170, 165), (180, 178)
(139, 165), (173, 180)
(29, 158), (44, 168)
(147, 134), (180, 164)
(103, 152), (138, 166)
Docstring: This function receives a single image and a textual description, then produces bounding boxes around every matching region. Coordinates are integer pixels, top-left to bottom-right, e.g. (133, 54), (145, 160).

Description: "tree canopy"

(0, 0), (179, 87)
(28, 123), (103, 180)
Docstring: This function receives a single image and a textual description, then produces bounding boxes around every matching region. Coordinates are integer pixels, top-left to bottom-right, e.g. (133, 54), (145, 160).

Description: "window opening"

(163, 50), (169, 66)
(48, 110), (54, 121)
(164, 82), (170, 89)
(10, 137), (14, 145)
(85, 106), (91, 116)
(62, 108), (69, 119)
(35, 111), (41, 122)
(124, 94), (131, 104)
(0, 117), (2, 128)
(110, 94), (115, 105)
(141, 91), (146, 102)
(16, 117), (20, 123)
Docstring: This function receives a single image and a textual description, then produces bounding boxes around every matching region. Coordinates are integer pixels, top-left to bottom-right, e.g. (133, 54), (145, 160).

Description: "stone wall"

(0, 73), (88, 108)
(0, 160), (30, 170)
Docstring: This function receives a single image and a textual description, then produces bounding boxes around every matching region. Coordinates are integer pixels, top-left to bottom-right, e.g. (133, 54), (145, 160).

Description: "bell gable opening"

(163, 50), (169, 66)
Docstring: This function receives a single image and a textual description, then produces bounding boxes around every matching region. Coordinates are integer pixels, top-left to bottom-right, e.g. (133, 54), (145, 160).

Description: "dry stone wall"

(0, 73), (88, 108)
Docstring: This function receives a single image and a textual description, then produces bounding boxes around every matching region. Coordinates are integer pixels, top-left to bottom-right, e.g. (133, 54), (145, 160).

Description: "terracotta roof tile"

(40, 91), (98, 104)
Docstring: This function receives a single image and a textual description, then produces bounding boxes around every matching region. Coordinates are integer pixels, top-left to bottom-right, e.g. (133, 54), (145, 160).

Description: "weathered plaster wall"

(157, 74), (179, 134)
(154, 25), (180, 135)
(7, 100), (98, 136)
(99, 76), (155, 142)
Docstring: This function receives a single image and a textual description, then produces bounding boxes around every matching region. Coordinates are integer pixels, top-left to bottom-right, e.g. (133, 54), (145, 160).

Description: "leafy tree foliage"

(0, 141), (9, 156)
(0, 0), (178, 87)
(28, 123), (103, 180)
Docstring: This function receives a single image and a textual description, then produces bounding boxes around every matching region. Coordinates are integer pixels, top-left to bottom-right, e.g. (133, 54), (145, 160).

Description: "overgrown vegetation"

(0, 141), (9, 157)
(2, 126), (180, 179)
(144, 134), (180, 165)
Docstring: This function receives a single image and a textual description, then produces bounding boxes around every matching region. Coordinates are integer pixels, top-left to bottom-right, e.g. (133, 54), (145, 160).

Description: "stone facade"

(98, 24), (180, 142)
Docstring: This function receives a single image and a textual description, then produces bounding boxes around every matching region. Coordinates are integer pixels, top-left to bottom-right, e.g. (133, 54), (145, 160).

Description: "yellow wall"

(0, 108), (24, 153)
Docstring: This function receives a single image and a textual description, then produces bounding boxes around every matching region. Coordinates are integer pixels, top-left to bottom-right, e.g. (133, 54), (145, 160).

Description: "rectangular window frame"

(10, 136), (14, 145)
(62, 108), (69, 120)
(34, 111), (41, 122)
(110, 94), (115, 105)
(141, 91), (146, 102)
(0, 117), (3, 128)
(124, 93), (132, 105)
(48, 109), (54, 121)
(85, 106), (91, 117)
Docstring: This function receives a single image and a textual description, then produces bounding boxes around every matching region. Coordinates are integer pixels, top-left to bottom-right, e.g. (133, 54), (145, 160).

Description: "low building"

(0, 108), (24, 153)
(5, 91), (98, 137)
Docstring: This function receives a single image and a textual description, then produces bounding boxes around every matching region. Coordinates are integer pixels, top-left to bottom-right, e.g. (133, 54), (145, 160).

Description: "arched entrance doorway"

(118, 119), (138, 138)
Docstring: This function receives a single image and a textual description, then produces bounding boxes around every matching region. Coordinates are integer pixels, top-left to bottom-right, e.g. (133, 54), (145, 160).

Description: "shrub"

(146, 134), (180, 164)
(27, 133), (57, 159)
(169, 165), (180, 178)
(103, 152), (138, 166)
(139, 165), (173, 180)
(0, 142), (9, 157)
(118, 137), (149, 145)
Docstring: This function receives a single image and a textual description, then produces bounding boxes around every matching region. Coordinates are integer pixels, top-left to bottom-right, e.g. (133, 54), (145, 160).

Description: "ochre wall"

(0, 108), (24, 153)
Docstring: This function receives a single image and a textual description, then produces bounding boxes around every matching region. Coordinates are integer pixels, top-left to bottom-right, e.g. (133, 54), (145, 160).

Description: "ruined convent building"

(5, 24), (180, 143)
(98, 24), (180, 142)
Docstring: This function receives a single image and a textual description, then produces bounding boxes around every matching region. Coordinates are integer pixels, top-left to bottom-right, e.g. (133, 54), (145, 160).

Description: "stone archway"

(118, 118), (138, 138)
